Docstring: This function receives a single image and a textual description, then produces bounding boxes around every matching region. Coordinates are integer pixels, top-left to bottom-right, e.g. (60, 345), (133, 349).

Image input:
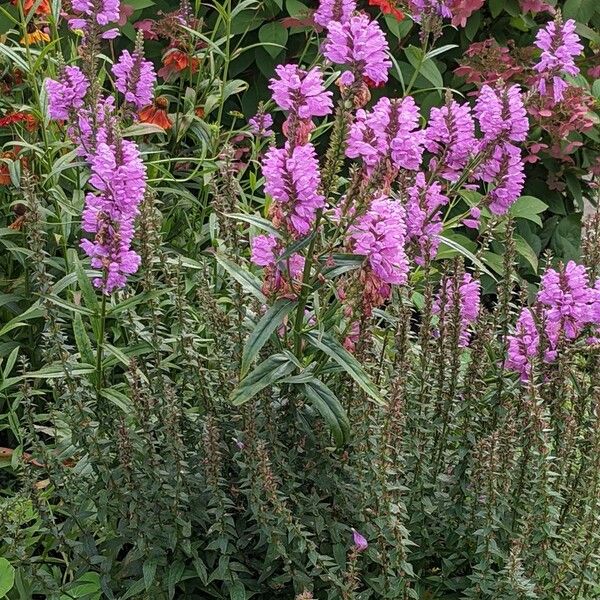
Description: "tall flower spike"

(424, 99), (475, 181)
(348, 196), (408, 285)
(112, 38), (157, 110)
(71, 0), (120, 26)
(262, 143), (325, 236)
(474, 84), (528, 146)
(80, 136), (146, 293)
(534, 17), (583, 103)
(405, 172), (449, 265)
(313, 0), (356, 28)
(506, 307), (540, 381)
(269, 65), (333, 119)
(322, 14), (391, 86)
(346, 96), (424, 172)
(46, 66), (89, 121)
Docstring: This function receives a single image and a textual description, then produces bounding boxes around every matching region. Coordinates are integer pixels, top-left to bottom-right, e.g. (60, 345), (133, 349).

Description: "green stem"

(95, 293), (107, 394)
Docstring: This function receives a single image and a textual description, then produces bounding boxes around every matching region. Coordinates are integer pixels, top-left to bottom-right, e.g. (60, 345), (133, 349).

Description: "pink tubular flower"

(346, 96), (424, 171)
(478, 143), (525, 215)
(71, 0), (120, 25)
(537, 261), (593, 355)
(80, 139), (146, 293)
(506, 308), (540, 381)
(348, 196), (408, 285)
(434, 272), (481, 347)
(534, 18), (583, 103)
(474, 85), (528, 146)
(112, 49), (157, 110)
(251, 234), (278, 266)
(313, 0), (356, 27)
(262, 143), (325, 236)
(351, 528), (368, 552)
(410, 0), (452, 20)
(269, 65), (333, 119)
(249, 112), (274, 137)
(424, 100), (474, 181)
(323, 14), (391, 86)
(405, 172), (449, 265)
(45, 66), (89, 120)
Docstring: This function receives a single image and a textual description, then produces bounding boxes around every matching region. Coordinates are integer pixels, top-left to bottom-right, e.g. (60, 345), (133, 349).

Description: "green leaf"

(143, 559), (157, 591)
(227, 213), (282, 237)
(27, 363), (95, 379)
(258, 22), (288, 58)
(73, 313), (95, 366)
(0, 558), (15, 597)
(438, 234), (497, 280)
(405, 46), (443, 89)
(100, 388), (131, 412)
(303, 332), (383, 404)
(300, 378), (350, 446)
(509, 196), (548, 227)
(241, 299), (297, 377)
(231, 352), (298, 406)
(514, 234), (538, 272)
(214, 253), (267, 303)
(61, 572), (101, 599)
(229, 580), (247, 600)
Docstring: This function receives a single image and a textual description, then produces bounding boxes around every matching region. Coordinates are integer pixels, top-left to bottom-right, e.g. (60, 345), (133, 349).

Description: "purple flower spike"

(352, 529), (368, 552)
(46, 66), (89, 121)
(112, 49), (157, 110)
(314, 0), (356, 28)
(507, 308), (539, 381)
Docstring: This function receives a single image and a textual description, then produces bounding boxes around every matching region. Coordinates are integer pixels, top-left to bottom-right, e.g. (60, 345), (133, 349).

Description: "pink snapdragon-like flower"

(313, 0), (356, 27)
(269, 65), (333, 119)
(537, 261), (594, 356)
(424, 100), (475, 181)
(478, 143), (525, 215)
(434, 273), (481, 347)
(46, 66), (89, 120)
(80, 139), (146, 293)
(71, 0), (120, 25)
(262, 143), (325, 236)
(474, 84), (528, 146)
(351, 528), (368, 552)
(346, 96), (424, 171)
(249, 112), (274, 137)
(410, 0), (452, 20)
(112, 49), (156, 110)
(348, 196), (408, 285)
(251, 234), (278, 266)
(534, 18), (583, 103)
(323, 14), (391, 86)
(506, 308), (540, 381)
(405, 172), (449, 265)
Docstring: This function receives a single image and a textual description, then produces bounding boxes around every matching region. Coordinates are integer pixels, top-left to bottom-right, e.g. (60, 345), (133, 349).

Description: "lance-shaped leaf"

(300, 378), (350, 446)
(214, 253), (266, 303)
(231, 352), (298, 406)
(303, 331), (384, 404)
(241, 299), (297, 377)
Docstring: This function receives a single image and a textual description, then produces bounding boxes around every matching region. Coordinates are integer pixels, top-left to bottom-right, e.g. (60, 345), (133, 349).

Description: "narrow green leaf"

(100, 388), (131, 412)
(300, 378), (350, 446)
(27, 363), (95, 379)
(231, 352), (297, 406)
(303, 332), (383, 404)
(438, 234), (497, 280)
(214, 253), (267, 303)
(241, 299), (297, 377)
(227, 213), (282, 237)
(73, 314), (95, 366)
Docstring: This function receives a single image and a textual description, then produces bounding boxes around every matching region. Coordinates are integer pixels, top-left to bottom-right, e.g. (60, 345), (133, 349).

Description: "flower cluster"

(507, 261), (600, 379)
(347, 96), (424, 173)
(434, 272), (481, 347)
(347, 196), (409, 286)
(112, 48), (157, 110)
(405, 173), (449, 265)
(424, 100), (475, 181)
(80, 139), (146, 293)
(322, 14), (391, 86)
(534, 17), (583, 103)
(69, 0), (120, 38)
(313, 0), (356, 28)
(45, 66), (89, 120)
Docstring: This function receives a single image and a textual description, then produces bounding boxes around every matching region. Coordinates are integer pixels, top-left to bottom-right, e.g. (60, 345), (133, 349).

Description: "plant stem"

(95, 293), (107, 395)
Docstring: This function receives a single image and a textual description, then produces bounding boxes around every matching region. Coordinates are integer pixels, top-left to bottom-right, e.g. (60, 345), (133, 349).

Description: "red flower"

(12, 0), (51, 15)
(368, 0), (404, 21)
(0, 111), (38, 131)
(158, 48), (200, 81)
(0, 149), (27, 186)
(139, 97), (172, 130)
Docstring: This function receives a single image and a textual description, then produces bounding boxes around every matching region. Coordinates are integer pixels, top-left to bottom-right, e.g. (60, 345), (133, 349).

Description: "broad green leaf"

(0, 558), (15, 597)
(303, 332), (383, 404)
(300, 378), (350, 446)
(241, 299), (297, 377)
(231, 352), (298, 405)
(229, 580), (247, 600)
(510, 196), (548, 227)
(214, 253), (267, 303)
(405, 46), (443, 89)
(258, 22), (288, 58)
(514, 234), (538, 272)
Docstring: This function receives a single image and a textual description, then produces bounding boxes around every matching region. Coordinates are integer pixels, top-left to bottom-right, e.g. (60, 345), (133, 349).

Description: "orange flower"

(0, 151), (16, 186)
(0, 111), (38, 131)
(139, 97), (172, 130)
(368, 0), (404, 21)
(195, 106), (205, 119)
(12, 0), (51, 15)
(20, 24), (50, 45)
(158, 48), (199, 80)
